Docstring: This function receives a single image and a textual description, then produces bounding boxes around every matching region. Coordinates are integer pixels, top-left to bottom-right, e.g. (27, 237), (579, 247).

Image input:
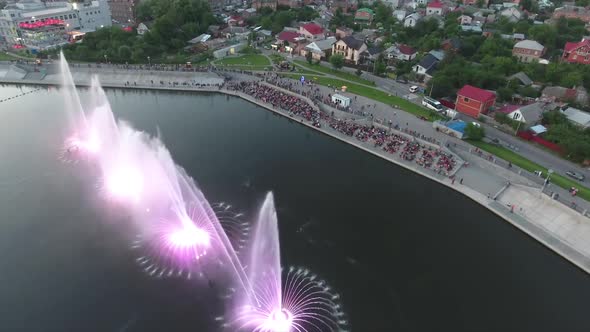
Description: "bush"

(465, 122), (485, 140)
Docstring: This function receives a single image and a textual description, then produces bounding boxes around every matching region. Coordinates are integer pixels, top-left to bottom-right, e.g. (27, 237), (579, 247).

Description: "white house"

(137, 22), (151, 35)
(502, 102), (545, 125)
(383, 0), (400, 8)
(562, 107), (590, 128)
(302, 37), (336, 60)
(385, 44), (417, 61)
(331, 36), (367, 64)
(426, 1), (443, 16)
(404, 13), (422, 27)
(393, 9), (407, 21)
(500, 7), (522, 22)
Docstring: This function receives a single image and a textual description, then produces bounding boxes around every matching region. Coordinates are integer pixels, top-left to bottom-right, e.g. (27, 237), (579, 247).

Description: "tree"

(306, 51), (313, 64)
(465, 123), (485, 140)
(496, 87), (515, 102)
(330, 54), (344, 69)
(118, 45), (132, 61)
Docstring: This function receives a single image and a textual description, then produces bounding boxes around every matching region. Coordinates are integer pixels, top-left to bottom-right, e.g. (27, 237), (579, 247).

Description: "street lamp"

(147, 56), (151, 67)
(104, 54), (108, 63)
(542, 169), (553, 194)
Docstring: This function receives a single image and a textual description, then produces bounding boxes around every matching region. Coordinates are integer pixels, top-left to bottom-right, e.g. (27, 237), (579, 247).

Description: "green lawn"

(294, 60), (375, 86)
(216, 54), (270, 66)
(469, 140), (590, 201)
(282, 74), (440, 120)
(0, 52), (20, 61)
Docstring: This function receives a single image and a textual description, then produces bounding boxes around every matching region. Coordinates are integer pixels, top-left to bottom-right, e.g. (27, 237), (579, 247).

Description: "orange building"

(455, 85), (496, 118)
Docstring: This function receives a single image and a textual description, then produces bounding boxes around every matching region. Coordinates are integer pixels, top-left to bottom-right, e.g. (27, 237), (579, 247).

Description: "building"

(383, 0), (400, 8)
(455, 85), (496, 118)
(499, 7), (521, 22)
(0, 0), (111, 50)
(562, 38), (590, 65)
(463, 0), (488, 5)
(335, 27), (353, 38)
(441, 37), (461, 52)
(385, 43), (416, 61)
(542, 85), (589, 104)
(252, 0), (277, 10)
(331, 35), (367, 64)
(508, 71), (533, 86)
(108, 0), (138, 25)
(412, 53), (439, 79)
(278, 0), (303, 7)
(302, 36), (335, 60)
(403, 12), (422, 27)
(332, 94), (351, 107)
(136, 21), (151, 35)
(299, 23), (325, 41)
(355, 8), (374, 22)
(426, 1), (443, 16)
(457, 14), (472, 25)
(552, 5), (590, 23)
(512, 40), (545, 63)
(498, 102), (545, 125)
(561, 107), (590, 128)
(393, 9), (406, 21)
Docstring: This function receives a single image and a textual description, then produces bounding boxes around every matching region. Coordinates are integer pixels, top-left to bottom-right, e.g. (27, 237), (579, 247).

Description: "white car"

(409, 85), (419, 93)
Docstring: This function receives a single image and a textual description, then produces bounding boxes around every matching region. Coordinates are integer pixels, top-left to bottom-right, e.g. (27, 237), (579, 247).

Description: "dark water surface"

(1, 85), (589, 332)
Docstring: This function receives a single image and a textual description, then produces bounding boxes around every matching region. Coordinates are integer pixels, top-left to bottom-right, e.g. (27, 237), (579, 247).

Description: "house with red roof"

(455, 85), (496, 118)
(426, 1), (444, 16)
(562, 38), (590, 65)
(274, 30), (307, 54)
(385, 44), (417, 61)
(299, 23), (325, 41)
(228, 16), (245, 26)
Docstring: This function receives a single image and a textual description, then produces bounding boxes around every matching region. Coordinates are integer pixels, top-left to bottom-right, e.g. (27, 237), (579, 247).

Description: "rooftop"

(514, 39), (544, 51)
(427, 1), (443, 8)
(301, 23), (324, 35)
(458, 85), (496, 102)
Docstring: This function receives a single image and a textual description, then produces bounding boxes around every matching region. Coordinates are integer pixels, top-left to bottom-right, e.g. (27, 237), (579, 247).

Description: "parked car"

(409, 85), (419, 93)
(396, 76), (408, 84)
(566, 171), (585, 181)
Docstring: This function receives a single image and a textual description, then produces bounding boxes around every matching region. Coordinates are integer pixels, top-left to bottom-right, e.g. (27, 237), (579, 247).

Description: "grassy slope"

(294, 60), (375, 86)
(282, 74), (440, 120)
(469, 140), (590, 201)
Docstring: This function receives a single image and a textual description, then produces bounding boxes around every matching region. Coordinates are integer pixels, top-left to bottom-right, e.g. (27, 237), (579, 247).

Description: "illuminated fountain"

(57, 52), (348, 331)
(223, 193), (348, 332)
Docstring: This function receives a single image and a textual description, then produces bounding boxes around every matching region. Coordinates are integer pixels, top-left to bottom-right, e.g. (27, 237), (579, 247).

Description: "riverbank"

(2, 68), (590, 274)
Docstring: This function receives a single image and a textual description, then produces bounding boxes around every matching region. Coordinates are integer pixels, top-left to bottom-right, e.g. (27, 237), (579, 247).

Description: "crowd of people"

(226, 81), (324, 127)
(224, 80), (457, 176)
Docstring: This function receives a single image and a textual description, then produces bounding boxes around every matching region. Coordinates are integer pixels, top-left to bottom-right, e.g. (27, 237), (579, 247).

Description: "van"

(409, 85), (419, 93)
(422, 96), (442, 111)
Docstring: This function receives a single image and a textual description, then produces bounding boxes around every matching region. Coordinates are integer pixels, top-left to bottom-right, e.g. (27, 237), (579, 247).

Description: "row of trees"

(45, 0), (216, 63)
(247, 6), (319, 34)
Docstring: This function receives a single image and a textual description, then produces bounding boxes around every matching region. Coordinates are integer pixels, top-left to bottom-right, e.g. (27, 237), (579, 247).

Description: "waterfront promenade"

(1, 63), (590, 274)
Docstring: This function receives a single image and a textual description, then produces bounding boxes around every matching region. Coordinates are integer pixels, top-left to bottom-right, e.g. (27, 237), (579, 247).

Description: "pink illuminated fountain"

(58, 52), (348, 332)
(224, 193), (348, 332)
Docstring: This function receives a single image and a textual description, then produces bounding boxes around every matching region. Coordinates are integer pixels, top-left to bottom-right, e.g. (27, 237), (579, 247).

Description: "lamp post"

(147, 56), (151, 67)
(104, 54), (108, 64)
(542, 169), (553, 195)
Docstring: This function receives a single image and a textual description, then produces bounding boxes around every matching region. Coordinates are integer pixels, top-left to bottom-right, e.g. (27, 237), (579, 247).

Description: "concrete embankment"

(2, 70), (590, 274)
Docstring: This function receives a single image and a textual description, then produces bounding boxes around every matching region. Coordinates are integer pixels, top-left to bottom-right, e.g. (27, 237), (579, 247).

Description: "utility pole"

(429, 81), (434, 97)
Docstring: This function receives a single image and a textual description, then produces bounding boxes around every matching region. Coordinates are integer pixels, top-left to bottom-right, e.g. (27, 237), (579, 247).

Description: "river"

(0, 85), (589, 332)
